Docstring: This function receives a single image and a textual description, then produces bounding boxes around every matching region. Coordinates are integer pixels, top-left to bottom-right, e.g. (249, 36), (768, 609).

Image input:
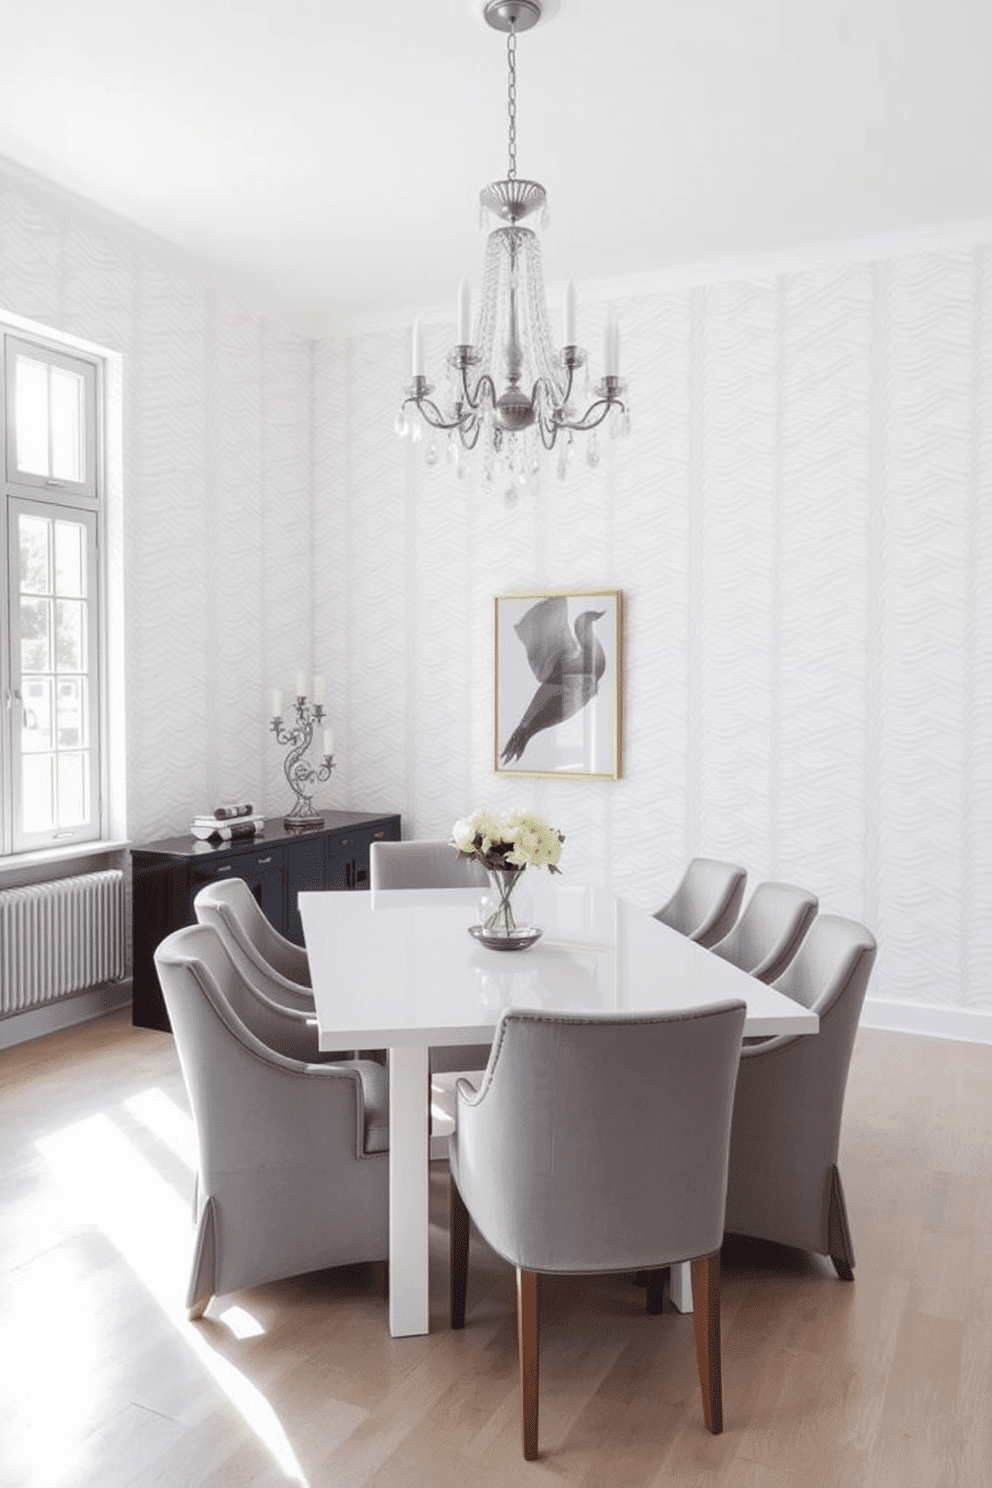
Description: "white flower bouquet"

(451, 807), (564, 874)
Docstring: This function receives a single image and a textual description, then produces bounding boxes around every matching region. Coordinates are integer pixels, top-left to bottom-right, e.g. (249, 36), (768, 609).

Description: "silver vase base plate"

(469, 924), (543, 952)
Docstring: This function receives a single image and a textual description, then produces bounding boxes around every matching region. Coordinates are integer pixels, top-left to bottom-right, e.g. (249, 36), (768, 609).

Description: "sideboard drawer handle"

(257, 856), (273, 864)
(217, 866), (232, 873)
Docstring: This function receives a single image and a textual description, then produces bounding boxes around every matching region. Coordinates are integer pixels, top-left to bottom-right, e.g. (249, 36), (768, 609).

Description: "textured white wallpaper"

(2, 165), (989, 1035)
(321, 251), (992, 1034)
(0, 173), (315, 845)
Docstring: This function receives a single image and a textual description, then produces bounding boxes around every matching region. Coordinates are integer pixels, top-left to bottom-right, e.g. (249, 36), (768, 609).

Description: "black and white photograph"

(494, 589), (622, 780)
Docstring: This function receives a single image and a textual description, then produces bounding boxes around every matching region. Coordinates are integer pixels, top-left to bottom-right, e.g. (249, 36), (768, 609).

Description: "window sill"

(0, 838), (131, 881)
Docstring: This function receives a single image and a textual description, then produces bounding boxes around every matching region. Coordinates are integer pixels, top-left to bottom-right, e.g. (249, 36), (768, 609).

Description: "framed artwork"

(494, 589), (623, 780)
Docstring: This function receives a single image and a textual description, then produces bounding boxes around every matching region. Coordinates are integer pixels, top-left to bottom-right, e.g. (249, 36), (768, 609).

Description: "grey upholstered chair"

(154, 923), (389, 1320)
(369, 837), (490, 891)
(371, 838), (491, 1075)
(194, 876), (312, 1006)
(710, 881), (818, 984)
(449, 1001), (747, 1460)
(723, 914), (877, 1280)
(653, 858), (747, 949)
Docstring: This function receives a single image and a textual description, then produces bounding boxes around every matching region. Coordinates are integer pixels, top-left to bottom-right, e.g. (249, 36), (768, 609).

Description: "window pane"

(50, 368), (85, 482)
(57, 677), (87, 749)
(57, 752), (89, 827)
(55, 521), (85, 597)
(19, 513), (52, 594)
(14, 356), (49, 476)
(22, 754), (56, 834)
(20, 598), (53, 672)
(56, 600), (86, 673)
(21, 677), (54, 752)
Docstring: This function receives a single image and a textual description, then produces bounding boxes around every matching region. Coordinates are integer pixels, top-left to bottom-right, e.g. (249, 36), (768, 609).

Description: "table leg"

(388, 1044), (431, 1337)
(670, 1261), (694, 1313)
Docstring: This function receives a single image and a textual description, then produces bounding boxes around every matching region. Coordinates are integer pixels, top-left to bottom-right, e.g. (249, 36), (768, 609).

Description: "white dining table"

(299, 880), (819, 1338)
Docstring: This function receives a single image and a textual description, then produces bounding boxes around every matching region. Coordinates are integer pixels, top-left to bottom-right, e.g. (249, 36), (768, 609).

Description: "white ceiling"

(3, 0), (992, 332)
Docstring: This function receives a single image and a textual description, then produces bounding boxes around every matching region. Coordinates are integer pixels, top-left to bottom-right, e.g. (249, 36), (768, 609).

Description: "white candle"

(272, 689), (282, 718)
(457, 279), (472, 344)
(323, 727), (335, 757)
(604, 310), (620, 377)
(564, 281), (577, 346)
(296, 668), (306, 698)
(313, 674), (325, 704)
(411, 318), (424, 377)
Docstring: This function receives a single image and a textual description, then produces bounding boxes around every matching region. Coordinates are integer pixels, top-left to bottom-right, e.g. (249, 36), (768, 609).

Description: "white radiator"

(0, 870), (125, 1017)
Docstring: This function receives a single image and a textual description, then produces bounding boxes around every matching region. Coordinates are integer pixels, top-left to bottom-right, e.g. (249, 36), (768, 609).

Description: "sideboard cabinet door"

(188, 846), (285, 932)
(284, 836), (326, 945)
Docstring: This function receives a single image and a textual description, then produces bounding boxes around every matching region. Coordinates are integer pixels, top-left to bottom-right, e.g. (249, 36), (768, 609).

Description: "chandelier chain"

(506, 24), (517, 180)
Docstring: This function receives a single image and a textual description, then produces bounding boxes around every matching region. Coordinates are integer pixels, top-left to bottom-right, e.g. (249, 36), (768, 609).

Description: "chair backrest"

(772, 913), (876, 1018)
(164, 917), (323, 1059)
(194, 877), (312, 999)
(154, 923), (303, 1128)
(370, 838), (490, 891)
(710, 881), (818, 983)
(451, 1000), (746, 1275)
(653, 857), (747, 948)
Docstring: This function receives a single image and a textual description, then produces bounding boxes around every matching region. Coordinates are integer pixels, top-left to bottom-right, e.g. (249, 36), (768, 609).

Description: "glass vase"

(471, 867), (542, 951)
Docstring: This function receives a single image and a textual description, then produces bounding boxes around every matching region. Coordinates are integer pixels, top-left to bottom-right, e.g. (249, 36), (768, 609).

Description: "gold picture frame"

(494, 589), (623, 780)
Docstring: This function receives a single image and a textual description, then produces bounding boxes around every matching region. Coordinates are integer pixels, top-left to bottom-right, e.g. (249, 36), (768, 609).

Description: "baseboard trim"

(861, 996), (992, 1046)
(0, 981), (133, 1050)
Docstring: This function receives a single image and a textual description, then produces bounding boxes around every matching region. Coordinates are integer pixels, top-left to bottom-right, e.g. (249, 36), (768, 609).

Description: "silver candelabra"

(270, 696), (335, 831)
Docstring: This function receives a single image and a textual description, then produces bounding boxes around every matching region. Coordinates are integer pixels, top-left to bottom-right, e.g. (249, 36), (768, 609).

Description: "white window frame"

(1, 327), (107, 856)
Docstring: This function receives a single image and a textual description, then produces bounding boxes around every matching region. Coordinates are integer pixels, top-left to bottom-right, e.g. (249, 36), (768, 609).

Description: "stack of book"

(190, 803), (265, 842)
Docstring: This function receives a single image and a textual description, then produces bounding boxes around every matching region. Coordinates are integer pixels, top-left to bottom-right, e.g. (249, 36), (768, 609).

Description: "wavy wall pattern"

(333, 247), (992, 1029)
(1, 165), (989, 1030)
(0, 174), (316, 845)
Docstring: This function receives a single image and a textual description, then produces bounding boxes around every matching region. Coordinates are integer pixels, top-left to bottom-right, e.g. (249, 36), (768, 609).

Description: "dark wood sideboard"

(131, 810), (401, 1031)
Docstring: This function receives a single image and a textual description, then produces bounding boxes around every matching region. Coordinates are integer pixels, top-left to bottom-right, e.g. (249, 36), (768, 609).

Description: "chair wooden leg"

(516, 1267), (540, 1461)
(449, 1176), (470, 1330)
(645, 1266), (670, 1314)
(689, 1251), (723, 1434)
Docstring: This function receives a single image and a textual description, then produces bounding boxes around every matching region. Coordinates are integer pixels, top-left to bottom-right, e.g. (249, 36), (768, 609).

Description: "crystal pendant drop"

(394, 407), (409, 438)
(586, 430), (600, 468)
(425, 438), (439, 467)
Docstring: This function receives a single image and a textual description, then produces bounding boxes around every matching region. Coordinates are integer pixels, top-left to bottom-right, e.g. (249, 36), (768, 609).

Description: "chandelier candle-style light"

(396, 0), (629, 500)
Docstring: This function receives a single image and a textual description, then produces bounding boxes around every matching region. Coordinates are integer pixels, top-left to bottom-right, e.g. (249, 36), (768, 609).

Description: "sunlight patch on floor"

(39, 1109), (307, 1485)
(124, 1087), (197, 1168)
(0, 1235), (101, 1488)
(218, 1304), (266, 1340)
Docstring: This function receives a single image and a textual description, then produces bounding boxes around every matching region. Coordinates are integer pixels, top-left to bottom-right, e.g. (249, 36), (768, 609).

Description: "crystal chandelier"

(396, 0), (630, 499)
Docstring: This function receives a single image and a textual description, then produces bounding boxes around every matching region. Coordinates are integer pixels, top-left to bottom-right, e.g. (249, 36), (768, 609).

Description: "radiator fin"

(0, 870), (125, 1017)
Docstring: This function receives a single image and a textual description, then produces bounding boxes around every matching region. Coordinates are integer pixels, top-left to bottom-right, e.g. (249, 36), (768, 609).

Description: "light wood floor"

(2, 1011), (990, 1487)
